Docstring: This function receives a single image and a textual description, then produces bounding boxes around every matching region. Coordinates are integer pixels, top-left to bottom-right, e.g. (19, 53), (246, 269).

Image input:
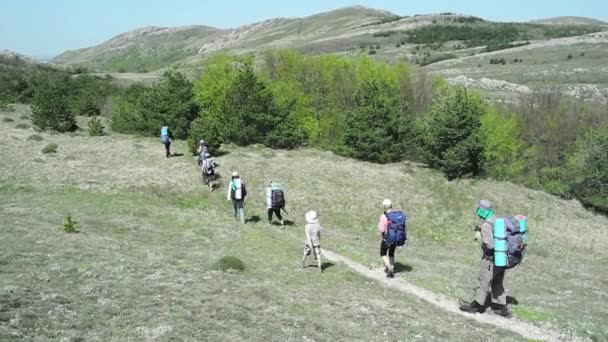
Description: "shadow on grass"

(394, 262), (413, 274)
(247, 215), (261, 223)
(271, 220), (295, 227)
(171, 153), (185, 157)
(303, 262), (335, 271)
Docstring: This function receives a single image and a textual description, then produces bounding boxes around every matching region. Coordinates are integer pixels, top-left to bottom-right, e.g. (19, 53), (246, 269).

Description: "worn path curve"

(322, 249), (577, 342)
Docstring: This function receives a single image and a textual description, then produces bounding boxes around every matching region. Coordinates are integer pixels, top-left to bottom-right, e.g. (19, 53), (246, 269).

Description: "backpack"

(385, 211), (407, 246)
(232, 179), (245, 200)
(271, 189), (285, 208)
(493, 216), (525, 269)
(203, 159), (214, 175)
(160, 126), (169, 143)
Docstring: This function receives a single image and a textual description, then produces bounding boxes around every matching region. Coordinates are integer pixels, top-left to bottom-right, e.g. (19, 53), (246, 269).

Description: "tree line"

(5, 50), (607, 213)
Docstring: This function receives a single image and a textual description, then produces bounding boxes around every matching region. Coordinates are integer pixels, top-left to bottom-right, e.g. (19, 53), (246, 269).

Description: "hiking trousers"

(267, 207), (283, 223)
(164, 141), (171, 157)
(475, 257), (506, 306)
(233, 199), (245, 224)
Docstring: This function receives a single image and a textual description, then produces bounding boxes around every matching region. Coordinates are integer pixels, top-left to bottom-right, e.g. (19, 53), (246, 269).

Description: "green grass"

(513, 307), (551, 322)
(1, 112), (607, 340)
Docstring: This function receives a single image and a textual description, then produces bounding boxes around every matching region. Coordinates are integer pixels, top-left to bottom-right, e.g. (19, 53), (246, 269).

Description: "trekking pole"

(281, 207), (289, 215)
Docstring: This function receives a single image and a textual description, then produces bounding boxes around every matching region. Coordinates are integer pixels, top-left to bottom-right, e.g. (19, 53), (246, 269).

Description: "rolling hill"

(50, 6), (608, 103)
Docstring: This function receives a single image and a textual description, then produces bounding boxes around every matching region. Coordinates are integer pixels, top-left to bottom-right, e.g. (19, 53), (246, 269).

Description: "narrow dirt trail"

(322, 249), (577, 342)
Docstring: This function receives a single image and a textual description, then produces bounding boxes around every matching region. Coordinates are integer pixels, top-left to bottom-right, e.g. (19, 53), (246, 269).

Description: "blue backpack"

(385, 211), (407, 246)
(160, 126), (169, 143)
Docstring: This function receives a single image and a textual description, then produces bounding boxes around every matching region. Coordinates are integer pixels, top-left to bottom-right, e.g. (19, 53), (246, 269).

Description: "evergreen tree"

(422, 87), (485, 180)
(31, 75), (76, 132)
(343, 79), (412, 163)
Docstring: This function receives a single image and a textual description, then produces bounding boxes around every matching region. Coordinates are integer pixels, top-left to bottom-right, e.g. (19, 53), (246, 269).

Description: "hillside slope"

(51, 6), (480, 71)
(1, 106), (606, 340)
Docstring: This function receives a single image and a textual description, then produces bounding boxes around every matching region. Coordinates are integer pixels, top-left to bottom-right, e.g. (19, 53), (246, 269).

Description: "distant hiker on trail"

(197, 140), (209, 166)
(266, 181), (285, 226)
(227, 171), (247, 224)
(201, 153), (217, 189)
(299, 210), (323, 273)
(460, 200), (516, 318)
(160, 126), (173, 158)
(377, 199), (407, 279)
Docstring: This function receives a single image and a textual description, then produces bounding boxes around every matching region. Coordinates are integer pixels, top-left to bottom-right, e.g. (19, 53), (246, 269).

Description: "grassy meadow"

(1, 106), (606, 341)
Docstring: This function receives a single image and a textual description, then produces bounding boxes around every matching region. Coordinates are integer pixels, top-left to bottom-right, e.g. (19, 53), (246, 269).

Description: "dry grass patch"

(41, 143), (58, 154)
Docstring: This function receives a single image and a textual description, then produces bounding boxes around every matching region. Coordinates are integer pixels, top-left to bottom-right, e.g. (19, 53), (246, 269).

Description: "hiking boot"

(492, 305), (513, 318)
(459, 300), (485, 314)
(280, 220), (285, 226)
(384, 267), (389, 274)
(386, 270), (395, 278)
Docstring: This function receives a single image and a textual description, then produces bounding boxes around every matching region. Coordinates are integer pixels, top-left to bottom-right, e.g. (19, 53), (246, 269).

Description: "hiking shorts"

(304, 244), (321, 257)
(380, 240), (397, 257)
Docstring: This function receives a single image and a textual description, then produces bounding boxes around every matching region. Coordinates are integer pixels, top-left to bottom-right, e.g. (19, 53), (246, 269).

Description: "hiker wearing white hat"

(227, 171), (247, 224)
(299, 211), (323, 272)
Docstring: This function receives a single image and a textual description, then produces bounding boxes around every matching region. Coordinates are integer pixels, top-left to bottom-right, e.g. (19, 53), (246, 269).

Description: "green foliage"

(406, 22), (600, 52)
(480, 108), (525, 180)
(110, 84), (149, 135)
(418, 53), (457, 66)
(63, 213), (79, 233)
(421, 88), (485, 180)
(88, 117), (105, 136)
(111, 70), (198, 138)
(31, 74), (76, 132)
(342, 79), (413, 163)
(211, 256), (245, 272)
(41, 143), (58, 154)
(568, 127), (608, 212)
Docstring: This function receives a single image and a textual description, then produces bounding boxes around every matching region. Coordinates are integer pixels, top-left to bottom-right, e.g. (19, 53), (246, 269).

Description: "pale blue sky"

(0, 0), (606, 59)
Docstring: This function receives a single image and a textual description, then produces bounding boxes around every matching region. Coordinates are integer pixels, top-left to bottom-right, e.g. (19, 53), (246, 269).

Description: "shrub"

(2, 117), (14, 123)
(87, 117), (105, 136)
(567, 54), (573, 60)
(31, 75), (76, 132)
(212, 256), (245, 272)
(15, 123), (30, 129)
(568, 127), (608, 212)
(368, 48), (377, 55)
(27, 134), (43, 141)
(63, 213), (79, 233)
(20, 114), (29, 120)
(72, 90), (101, 117)
(41, 143), (58, 154)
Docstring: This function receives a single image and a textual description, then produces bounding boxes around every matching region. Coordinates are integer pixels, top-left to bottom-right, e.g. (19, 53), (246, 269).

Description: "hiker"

(377, 199), (407, 278)
(201, 153), (217, 188)
(160, 126), (173, 158)
(459, 200), (513, 318)
(227, 171), (247, 224)
(197, 140), (209, 166)
(299, 210), (323, 273)
(265, 181), (285, 225)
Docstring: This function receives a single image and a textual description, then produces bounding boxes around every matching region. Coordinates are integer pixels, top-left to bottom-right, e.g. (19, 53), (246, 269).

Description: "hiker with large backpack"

(299, 210), (323, 273)
(266, 181), (285, 226)
(197, 140), (209, 166)
(201, 153), (217, 189)
(160, 126), (172, 158)
(377, 199), (407, 279)
(460, 199), (527, 318)
(227, 171), (247, 224)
